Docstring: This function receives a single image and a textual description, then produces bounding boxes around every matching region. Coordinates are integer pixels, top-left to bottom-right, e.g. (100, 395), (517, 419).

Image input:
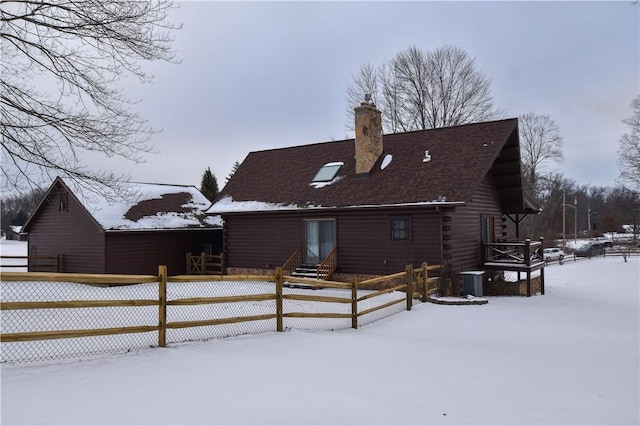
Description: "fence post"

(351, 278), (358, 329)
(422, 262), (429, 302)
(275, 267), (283, 332)
(406, 264), (413, 311)
(158, 265), (167, 348)
(200, 252), (206, 274)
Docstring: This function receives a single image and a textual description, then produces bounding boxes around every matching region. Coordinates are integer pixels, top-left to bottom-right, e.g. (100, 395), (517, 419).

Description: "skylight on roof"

(312, 162), (343, 183)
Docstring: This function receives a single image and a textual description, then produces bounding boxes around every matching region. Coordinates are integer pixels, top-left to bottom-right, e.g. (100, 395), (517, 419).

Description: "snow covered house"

(207, 100), (540, 281)
(22, 177), (221, 275)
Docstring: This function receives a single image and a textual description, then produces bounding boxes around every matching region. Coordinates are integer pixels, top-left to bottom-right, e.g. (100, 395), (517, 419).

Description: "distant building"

(7, 225), (27, 241)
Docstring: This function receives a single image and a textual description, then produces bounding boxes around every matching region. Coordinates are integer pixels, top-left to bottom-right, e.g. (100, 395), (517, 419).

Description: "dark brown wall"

(223, 208), (443, 275)
(336, 208), (443, 275)
(27, 184), (106, 273)
(223, 212), (301, 270)
(448, 177), (503, 272)
(106, 229), (221, 275)
(26, 181), (222, 275)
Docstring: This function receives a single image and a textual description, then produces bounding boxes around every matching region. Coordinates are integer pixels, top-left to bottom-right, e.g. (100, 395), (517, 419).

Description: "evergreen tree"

(200, 167), (219, 202)
(226, 160), (241, 184)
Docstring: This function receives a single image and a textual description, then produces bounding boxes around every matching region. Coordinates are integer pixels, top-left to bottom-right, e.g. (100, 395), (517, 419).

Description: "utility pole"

(563, 190), (566, 252)
(562, 189), (577, 250)
(574, 197), (577, 244)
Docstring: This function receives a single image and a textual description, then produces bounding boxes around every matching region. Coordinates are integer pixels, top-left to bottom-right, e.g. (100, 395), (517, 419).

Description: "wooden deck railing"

(482, 238), (545, 271)
(317, 247), (337, 280)
(482, 238), (545, 297)
(186, 252), (225, 275)
(282, 248), (302, 277)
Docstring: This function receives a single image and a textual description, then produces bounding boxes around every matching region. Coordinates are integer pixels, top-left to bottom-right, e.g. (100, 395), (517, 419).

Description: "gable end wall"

(448, 177), (504, 272)
(27, 186), (106, 273)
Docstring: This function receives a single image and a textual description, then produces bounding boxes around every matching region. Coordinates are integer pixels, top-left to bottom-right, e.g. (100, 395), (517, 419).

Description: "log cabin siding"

(223, 207), (444, 275)
(448, 177), (504, 271)
(336, 208), (443, 275)
(223, 213), (301, 270)
(27, 185), (106, 273)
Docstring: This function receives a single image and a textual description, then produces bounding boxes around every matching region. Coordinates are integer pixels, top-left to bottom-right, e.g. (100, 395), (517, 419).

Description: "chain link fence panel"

(165, 279), (277, 343)
(1, 281), (159, 363)
(2, 276), (413, 363)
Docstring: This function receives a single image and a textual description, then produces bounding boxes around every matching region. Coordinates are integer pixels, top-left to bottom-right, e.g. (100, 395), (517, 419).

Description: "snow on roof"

(310, 175), (344, 189)
(63, 179), (219, 231)
(206, 195), (463, 214)
(206, 196), (300, 214)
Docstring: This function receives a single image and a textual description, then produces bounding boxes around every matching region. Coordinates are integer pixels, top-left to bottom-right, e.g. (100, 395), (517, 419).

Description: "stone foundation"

(484, 276), (542, 296)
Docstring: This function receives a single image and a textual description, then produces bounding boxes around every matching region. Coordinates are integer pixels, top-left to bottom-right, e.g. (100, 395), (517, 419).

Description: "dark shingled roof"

(212, 118), (534, 213)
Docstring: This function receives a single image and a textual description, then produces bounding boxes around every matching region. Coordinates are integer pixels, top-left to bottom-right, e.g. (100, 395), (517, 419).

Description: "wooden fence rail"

(0, 255), (61, 272)
(1, 262), (441, 362)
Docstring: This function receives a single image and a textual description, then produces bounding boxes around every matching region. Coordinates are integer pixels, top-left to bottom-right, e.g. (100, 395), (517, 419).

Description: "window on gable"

(312, 162), (343, 183)
(59, 192), (68, 212)
(391, 217), (411, 241)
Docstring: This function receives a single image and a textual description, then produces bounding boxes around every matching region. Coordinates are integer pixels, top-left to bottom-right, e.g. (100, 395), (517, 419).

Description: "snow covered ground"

(1, 241), (639, 425)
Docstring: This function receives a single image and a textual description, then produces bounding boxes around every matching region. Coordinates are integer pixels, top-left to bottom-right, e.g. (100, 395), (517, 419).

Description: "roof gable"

(211, 118), (530, 213)
(24, 177), (220, 231)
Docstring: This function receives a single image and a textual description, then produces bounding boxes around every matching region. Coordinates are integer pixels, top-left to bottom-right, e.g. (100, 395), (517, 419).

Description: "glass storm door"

(304, 219), (335, 264)
(481, 215), (495, 261)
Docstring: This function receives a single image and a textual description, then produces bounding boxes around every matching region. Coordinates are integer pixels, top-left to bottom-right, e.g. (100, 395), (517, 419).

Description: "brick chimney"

(354, 95), (383, 176)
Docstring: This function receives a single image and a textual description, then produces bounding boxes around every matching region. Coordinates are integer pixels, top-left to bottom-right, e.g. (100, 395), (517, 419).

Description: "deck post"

(200, 252), (206, 274)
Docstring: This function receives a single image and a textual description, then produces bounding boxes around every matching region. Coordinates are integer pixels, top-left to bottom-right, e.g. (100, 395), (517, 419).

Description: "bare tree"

(424, 45), (498, 128)
(344, 63), (379, 133)
(1, 0), (178, 197)
(518, 112), (564, 195)
(618, 95), (640, 192)
(345, 44), (500, 134)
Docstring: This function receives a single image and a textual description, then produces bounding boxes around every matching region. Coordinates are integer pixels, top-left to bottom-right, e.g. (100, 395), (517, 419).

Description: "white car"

(543, 248), (565, 262)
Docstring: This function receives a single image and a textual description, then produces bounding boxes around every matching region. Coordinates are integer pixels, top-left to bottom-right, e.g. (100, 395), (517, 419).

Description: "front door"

(304, 219), (335, 264)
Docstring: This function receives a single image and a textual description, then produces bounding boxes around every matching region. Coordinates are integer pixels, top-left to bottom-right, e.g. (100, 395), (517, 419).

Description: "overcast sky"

(99, 0), (639, 190)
